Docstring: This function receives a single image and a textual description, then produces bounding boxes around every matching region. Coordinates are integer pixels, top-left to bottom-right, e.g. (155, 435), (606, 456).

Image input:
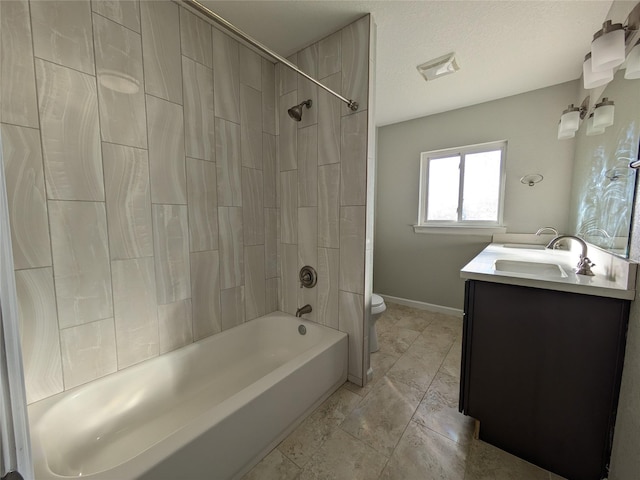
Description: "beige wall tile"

(266, 277), (279, 314)
(279, 91), (298, 171)
(182, 56), (215, 161)
(242, 168), (265, 245)
(31, 0), (95, 75)
(0, 0), (38, 127)
(112, 257), (159, 369)
(339, 290), (364, 382)
(152, 204), (191, 304)
(318, 72), (341, 166)
(146, 94), (186, 204)
(218, 206), (244, 289)
(103, 142), (153, 259)
(179, 8), (212, 68)
(49, 200), (113, 328)
(15, 268), (63, 404)
(298, 207), (317, 268)
(340, 111), (367, 206)
(281, 170), (298, 244)
(281, 243), (298, 315)
(339, 206), (365, 294)
(342, 16), (369, 115)
(93, 13), (147, 149)
(241, 84), (263, 169)
(318, 163), (340, 248)
(191, 250), (221, 340)
(186, 158), (218, 252)
(221, 286), (245, 330)
(297, 44), (318, 129)
(262, 59), (276, 135)
(318, 31), (341, 79)
(298, 125), (318, 207)
(60, 318), (117, 389)
(92, 0), (141, 33)
(263, 133), (277, 208)
(36, 59), (104, 201)
(212, 28), (240, 123)
(317, 248), (339, 330)
(278, 53), (297, 96)
(140, 0), (182, 103)
(2, 124), (51, 270)
(245, 245), (266, 321)
(240, 45), (262, 91)
(158, 298), (193, 353)
(265, 208), (278, 279)
(216, 118), (243, 207)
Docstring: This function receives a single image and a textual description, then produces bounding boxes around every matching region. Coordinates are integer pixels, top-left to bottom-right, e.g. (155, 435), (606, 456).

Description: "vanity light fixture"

(557, 120), (576, 140)
(416, 52), (460, 82)
(593, 97), (615, 129)
(625, 40), (640, 78)
(591, 20), (627, 72)
(585, 113), (605, 136)
(583, 53), (614, 89)
(558, 103), (587, 139)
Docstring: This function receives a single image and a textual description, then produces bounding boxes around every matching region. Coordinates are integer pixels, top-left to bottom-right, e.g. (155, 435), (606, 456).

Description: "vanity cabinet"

(459, 280), (629, 480)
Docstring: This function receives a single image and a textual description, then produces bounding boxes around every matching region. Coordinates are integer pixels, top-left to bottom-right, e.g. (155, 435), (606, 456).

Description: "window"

(417, 141), (506, 233)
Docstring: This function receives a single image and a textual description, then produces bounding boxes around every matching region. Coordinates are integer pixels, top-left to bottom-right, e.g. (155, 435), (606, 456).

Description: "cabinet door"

(462, 280), (628, 480)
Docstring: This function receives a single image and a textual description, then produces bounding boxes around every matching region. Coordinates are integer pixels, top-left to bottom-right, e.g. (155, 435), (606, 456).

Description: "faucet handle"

(576, 256), (596, 276)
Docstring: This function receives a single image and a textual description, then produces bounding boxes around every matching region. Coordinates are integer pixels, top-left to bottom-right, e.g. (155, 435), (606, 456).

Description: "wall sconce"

(557, 102), (587, 139)
(593, 97), (615, 129)
(585, 113), (605, 136)
(583, 53), (614, 89)
(591, 21), (626, 72)
(625, 40), (640, 78)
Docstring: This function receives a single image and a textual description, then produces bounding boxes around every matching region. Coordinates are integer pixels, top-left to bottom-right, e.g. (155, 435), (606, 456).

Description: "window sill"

(413, 225), (507, 235)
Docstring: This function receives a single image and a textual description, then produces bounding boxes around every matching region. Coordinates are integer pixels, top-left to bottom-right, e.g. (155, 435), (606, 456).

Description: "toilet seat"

(371, 294), (386, 316)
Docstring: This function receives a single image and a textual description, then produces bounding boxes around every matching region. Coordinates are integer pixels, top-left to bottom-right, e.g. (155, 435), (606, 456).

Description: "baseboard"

(379, 294), (463, 318)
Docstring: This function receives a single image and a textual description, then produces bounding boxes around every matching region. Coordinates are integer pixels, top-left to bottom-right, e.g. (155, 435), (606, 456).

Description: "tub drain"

(298, 324), (307, 335)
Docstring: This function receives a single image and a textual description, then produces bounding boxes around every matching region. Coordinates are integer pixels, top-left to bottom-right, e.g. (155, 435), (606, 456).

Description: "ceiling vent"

(417, 52), (460, 81)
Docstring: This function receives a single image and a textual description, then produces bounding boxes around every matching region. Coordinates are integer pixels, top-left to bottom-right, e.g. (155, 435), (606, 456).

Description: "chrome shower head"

(288, 99), (312, 122)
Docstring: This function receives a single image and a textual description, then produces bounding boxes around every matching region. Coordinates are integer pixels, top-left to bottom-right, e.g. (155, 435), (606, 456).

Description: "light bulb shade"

(593, 99), (615, 129)
(558, 122), (575, 140)
(560, 107), (580, 134)
(591, 22), (625, 72)
(583, 54), (613, 89)
(586, 114), (605, 136)
(625, 42), (640, 79)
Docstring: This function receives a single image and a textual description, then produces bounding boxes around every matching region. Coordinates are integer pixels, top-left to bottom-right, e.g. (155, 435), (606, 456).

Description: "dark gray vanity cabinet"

(459, 280), (629, 480)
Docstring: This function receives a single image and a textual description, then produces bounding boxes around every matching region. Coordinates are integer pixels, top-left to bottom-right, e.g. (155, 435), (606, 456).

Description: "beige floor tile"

(242, 448), (301, 480)
(393, 308), (437, 332)
(377, 327), (420, 356)
(341, 376), (424, 456)
(412, 321), (458, 355)
(464, 439), (549, 480)
(299, 428), (388, 480)
(441, 340), (462, 378)
(380, 420), (468, 480)
(345, 351), (399, 398)
(413, 370), (474, 445)
(386, 343), (445, 392)
(278, 386), (362, 467)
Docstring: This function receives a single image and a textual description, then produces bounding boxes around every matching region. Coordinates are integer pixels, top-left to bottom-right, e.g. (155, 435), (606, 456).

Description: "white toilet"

(370, 294), (387, 353)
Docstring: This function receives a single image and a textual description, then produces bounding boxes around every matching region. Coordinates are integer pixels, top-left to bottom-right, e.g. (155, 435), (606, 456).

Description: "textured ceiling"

(202, 1), (622, 126)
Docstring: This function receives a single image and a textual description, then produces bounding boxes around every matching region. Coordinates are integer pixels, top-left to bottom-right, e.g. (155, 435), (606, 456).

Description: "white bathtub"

(28, 312), (348, 480)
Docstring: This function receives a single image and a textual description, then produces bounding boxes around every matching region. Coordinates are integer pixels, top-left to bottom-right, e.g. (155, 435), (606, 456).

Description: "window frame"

(417, 140), (507, 231)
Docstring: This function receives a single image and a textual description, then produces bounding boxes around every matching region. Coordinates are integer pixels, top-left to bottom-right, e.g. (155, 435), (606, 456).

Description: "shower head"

(288, 99), (312, 122)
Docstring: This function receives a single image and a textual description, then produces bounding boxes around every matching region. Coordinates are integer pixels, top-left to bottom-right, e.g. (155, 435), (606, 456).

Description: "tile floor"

(243, 302), (565, 480)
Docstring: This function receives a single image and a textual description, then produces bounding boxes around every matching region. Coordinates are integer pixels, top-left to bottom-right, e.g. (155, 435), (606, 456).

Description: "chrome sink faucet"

(546, 235), (595, 276)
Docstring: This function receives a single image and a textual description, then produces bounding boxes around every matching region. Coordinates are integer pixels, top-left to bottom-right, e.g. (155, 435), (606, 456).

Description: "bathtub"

(28, 312), (348, 480)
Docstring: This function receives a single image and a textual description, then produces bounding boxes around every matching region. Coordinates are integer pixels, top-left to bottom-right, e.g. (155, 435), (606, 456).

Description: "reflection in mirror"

(568, 70), (640, 258)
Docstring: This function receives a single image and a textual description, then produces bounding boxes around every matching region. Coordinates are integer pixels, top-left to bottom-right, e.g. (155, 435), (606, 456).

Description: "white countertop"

(461, 243), (637, 300)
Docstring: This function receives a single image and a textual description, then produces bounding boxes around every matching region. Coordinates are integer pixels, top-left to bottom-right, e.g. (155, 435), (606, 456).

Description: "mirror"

(568, 69), (640, 258)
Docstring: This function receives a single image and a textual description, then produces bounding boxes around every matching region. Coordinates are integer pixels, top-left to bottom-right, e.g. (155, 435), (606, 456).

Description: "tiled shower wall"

(276, 15), (375, 385)
(0, 0), (279, 404)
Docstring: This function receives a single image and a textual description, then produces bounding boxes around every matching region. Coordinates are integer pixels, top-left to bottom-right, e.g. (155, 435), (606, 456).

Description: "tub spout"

(296, 304), (312, 317)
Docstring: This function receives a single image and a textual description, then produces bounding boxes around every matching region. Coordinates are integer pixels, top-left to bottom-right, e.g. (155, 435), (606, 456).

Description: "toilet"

(370, 294), (387, 353)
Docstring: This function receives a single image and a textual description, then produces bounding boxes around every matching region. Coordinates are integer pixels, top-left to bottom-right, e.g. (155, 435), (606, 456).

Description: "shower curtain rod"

(182, 0), (359, 112)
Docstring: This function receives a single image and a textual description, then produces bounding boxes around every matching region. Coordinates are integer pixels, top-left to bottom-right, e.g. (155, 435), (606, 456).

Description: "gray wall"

(374, 81), (577, 309)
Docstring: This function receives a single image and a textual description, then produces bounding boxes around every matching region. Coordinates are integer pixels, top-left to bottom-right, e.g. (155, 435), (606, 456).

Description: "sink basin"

(502, 244), (546, 250)
(494, 260), (568, 278)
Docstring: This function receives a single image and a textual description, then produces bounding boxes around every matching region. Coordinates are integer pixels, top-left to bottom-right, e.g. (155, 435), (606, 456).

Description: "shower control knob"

(299, 266), (317, 288)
